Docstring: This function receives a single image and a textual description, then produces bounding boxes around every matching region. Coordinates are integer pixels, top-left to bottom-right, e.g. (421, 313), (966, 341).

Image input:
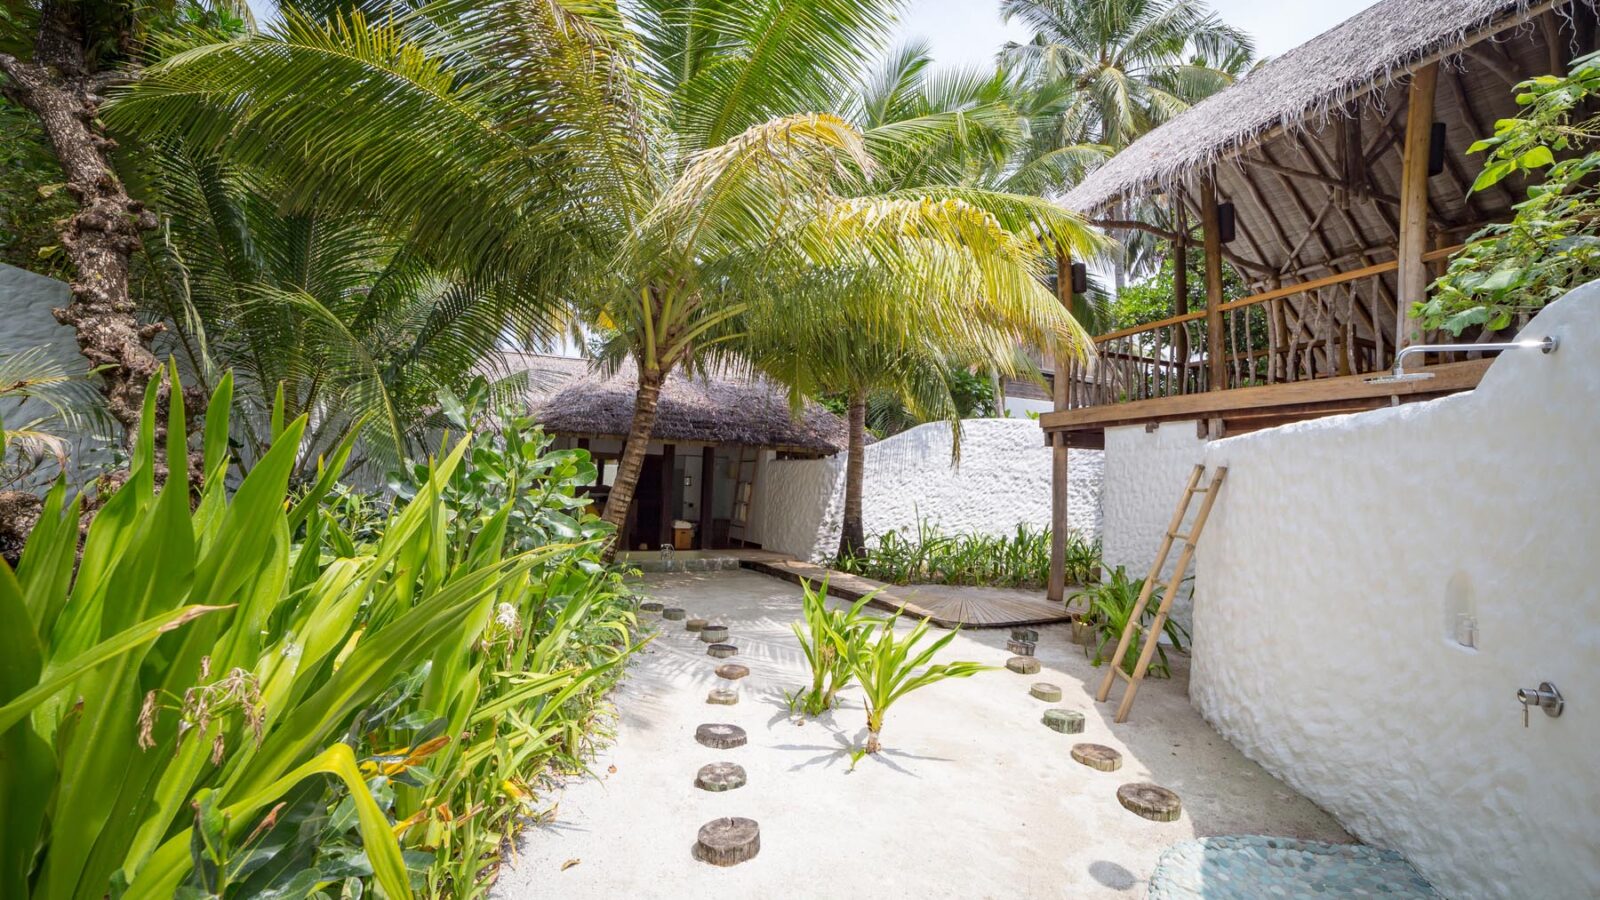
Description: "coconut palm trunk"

(837, 389), (868, 559)
(0, 9), (163, 447)
(599, 366), (664, 560)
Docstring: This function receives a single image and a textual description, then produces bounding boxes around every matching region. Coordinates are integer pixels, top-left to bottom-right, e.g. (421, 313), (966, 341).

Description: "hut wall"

(750, 418), (1102, 562)
(1190, 282), (1600, 898)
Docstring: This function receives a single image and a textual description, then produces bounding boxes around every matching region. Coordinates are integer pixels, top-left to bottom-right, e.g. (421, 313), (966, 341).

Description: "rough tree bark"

(0, 4), (163, 449)
(599, 366), (664, 561)
(835, 389), (867, 560)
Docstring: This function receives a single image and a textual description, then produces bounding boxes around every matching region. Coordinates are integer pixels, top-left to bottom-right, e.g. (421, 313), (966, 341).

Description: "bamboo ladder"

(1095, 463), (1228, 723)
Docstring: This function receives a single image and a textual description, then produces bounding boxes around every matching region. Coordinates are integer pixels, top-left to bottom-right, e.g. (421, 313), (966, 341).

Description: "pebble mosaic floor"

(1148, 836), (1440, 898)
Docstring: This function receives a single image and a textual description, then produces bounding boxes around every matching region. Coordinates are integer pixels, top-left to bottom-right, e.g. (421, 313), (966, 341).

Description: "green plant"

(848, 612), (989, 753)
(1071, 565), (1189, 678)
(0, 361), (640, 899)
(1423, 50), (1600, 334)
(790, 578), (878, 717)
(836, 519), (1101, 589)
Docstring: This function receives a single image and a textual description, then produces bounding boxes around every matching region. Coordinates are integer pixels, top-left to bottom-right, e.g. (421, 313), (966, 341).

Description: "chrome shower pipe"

(1390, 335), (1559, 378)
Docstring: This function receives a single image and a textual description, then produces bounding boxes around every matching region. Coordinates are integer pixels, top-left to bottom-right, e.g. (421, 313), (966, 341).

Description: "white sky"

(894, 0), (1383, 68)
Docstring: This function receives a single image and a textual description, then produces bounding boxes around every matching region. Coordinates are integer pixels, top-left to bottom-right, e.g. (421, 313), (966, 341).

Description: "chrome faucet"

(1516, 682), (1563, 727)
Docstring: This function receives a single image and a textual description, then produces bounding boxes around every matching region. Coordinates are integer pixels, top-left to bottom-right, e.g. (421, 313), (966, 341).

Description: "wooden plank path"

(741, 559), (1076, 630)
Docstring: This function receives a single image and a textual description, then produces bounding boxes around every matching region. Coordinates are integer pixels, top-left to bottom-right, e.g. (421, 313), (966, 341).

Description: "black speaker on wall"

(1217, 201), (1237, 244)
(1428, 122), (1447, 177)
(1070, 262), (1088, 294)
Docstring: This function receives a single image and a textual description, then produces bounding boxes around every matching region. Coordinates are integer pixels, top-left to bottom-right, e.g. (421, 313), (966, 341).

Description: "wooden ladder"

(1095, 463), (1227, 723)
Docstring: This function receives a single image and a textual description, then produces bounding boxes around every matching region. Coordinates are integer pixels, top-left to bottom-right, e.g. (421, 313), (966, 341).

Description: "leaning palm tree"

(111, 0), (1104, 556)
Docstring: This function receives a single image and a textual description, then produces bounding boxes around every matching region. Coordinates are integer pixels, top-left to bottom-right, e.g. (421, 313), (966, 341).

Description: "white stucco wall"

(1101, 421), (1210, 627)
(1191, 284), (1600, 899)
(751, 417), (1102, 562)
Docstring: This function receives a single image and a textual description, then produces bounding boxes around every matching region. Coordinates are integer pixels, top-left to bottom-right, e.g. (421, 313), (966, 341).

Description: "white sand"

(492, 570), (1348, 899)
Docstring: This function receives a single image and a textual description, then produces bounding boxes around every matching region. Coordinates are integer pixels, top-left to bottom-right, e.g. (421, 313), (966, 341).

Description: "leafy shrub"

(836, 518), (1101, 588)
(789, 578), (878, 717)
(850, 612), (988, 754)
(0, 366), (638, 899)
(1072, 566), (1189, 679)
(1423, 50), (1600, 333)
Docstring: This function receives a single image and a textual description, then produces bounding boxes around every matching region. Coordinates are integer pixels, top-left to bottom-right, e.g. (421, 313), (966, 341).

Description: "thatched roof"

(503, 353), (854, 455)
(1062, 0), (1588, 216)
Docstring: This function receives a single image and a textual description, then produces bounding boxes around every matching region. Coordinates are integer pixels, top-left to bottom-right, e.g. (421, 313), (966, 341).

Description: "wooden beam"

(1172, 196), (1190, 377)
(1048, 249), (1072, 603)
(1398, 62), (1439, 349)
(1200, 173), (1226, 391)
(1040, 359), (1491, 432)
(658, 443), (676, 548)
(698, 446), (715, 550)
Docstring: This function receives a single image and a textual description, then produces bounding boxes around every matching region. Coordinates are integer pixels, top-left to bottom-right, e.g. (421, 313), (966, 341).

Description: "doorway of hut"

(615, 445), (738, 552)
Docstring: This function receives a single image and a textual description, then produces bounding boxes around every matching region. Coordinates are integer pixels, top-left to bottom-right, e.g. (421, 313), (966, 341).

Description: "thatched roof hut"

(503, 353), (853, 456)
(1065, 0), (1595, 284)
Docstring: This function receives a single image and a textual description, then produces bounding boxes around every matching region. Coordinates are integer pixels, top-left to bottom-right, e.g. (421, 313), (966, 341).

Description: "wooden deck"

(741, 559), (1077, 629)
(1041, 358), (1491, 448)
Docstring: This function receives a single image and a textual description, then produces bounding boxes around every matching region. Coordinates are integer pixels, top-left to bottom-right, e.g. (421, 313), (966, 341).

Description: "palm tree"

(111, 1), (1103, 557)
(0, 2), (254, 444)
(128, 140), (559, 476)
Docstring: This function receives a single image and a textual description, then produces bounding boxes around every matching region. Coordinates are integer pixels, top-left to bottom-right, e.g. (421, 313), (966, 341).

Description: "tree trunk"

(835, 389), (867, 560)
(0, 10), (162, 448)
(599, 366), (664, 561)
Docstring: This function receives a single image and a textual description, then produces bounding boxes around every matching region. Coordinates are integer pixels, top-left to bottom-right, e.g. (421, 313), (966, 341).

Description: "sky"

(894, 0), (1383, 67)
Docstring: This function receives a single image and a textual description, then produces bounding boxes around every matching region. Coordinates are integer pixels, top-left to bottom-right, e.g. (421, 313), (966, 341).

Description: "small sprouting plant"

(850, 612), (989, 754)
(791, 578), (878, 717)
(1072, 566), (1189, 678)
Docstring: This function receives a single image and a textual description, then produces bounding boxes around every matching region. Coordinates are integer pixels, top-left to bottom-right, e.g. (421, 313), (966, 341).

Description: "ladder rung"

(1113, 667), (1133, 682)
(1168, 532), (1193, 542)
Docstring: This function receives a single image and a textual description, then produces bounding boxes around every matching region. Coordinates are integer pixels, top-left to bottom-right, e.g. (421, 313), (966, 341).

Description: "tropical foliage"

(1072, 565), (1188, 678)
(849, 611), (988, 754)
(106, 0), (1102, 558)
(837, 518), (1102, 589)
(790, 578), (879, 718)
(0, 364), (639, 899)
(1424, 50), (1600, 334)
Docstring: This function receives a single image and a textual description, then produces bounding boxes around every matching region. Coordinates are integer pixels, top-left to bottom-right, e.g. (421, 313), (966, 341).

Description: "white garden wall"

(1101, 421), (1209, 627)
(751, 418), (1102, 562)
(1191, 284), (1600, 899)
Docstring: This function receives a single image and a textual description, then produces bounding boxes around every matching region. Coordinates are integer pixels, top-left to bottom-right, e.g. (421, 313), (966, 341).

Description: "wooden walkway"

(741, 559), (1076, 630)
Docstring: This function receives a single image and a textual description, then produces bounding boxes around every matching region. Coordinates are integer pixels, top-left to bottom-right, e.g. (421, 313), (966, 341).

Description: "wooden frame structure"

(1040, 0), (1596, 601)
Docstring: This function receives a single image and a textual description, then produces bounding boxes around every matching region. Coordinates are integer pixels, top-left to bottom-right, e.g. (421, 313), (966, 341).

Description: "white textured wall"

(1101, 421), (1209, 627)
(752, 418), (1102, 562)
(1191, 285), (1600, 899)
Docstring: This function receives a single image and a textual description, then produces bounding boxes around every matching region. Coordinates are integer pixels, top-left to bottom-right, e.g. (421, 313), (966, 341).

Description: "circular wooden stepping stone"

(662, 607), (686, 621)
(715, 663), (749, 680)
(694, 723), (747, 749)
(1011, 627), (1038, 642)
(693, 817), (760, 867)
(699, 625), (729, 643)
(639, 601), (664, 613)
(1071, 743), (1122, 772)
(1006, 639), (1036, 656)
(685, 618), (708, 632)
(1030, 682), (1063, 702)
(1006, 656), (1041, 674)
(694, 762), (747, 792)
(1042, 708), (1085, 734)
(1118, 782), (1182, 822)
(706, 688), (739, 705)
(707, 643), (738, 659)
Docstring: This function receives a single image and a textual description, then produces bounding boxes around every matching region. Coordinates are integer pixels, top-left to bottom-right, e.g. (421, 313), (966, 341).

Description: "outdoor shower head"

(1364, 335), (1559, 385)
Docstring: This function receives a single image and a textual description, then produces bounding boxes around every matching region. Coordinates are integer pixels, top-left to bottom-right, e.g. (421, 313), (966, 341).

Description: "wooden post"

(1048, 249), (1072, 604)
(698, 446), (715, 549)
(658, 442), (676, 548)
(1200, 174), (1226, 391)
(1397, 62), (1439, 352)
(1173, 196), (1190, 391)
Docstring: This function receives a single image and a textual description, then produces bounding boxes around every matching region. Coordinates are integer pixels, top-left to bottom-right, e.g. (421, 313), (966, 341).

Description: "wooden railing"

(1061, 246), (1461, 409)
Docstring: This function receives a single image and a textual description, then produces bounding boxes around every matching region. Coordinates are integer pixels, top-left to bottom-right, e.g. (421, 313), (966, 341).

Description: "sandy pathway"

(492, 569), (1347, 899)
